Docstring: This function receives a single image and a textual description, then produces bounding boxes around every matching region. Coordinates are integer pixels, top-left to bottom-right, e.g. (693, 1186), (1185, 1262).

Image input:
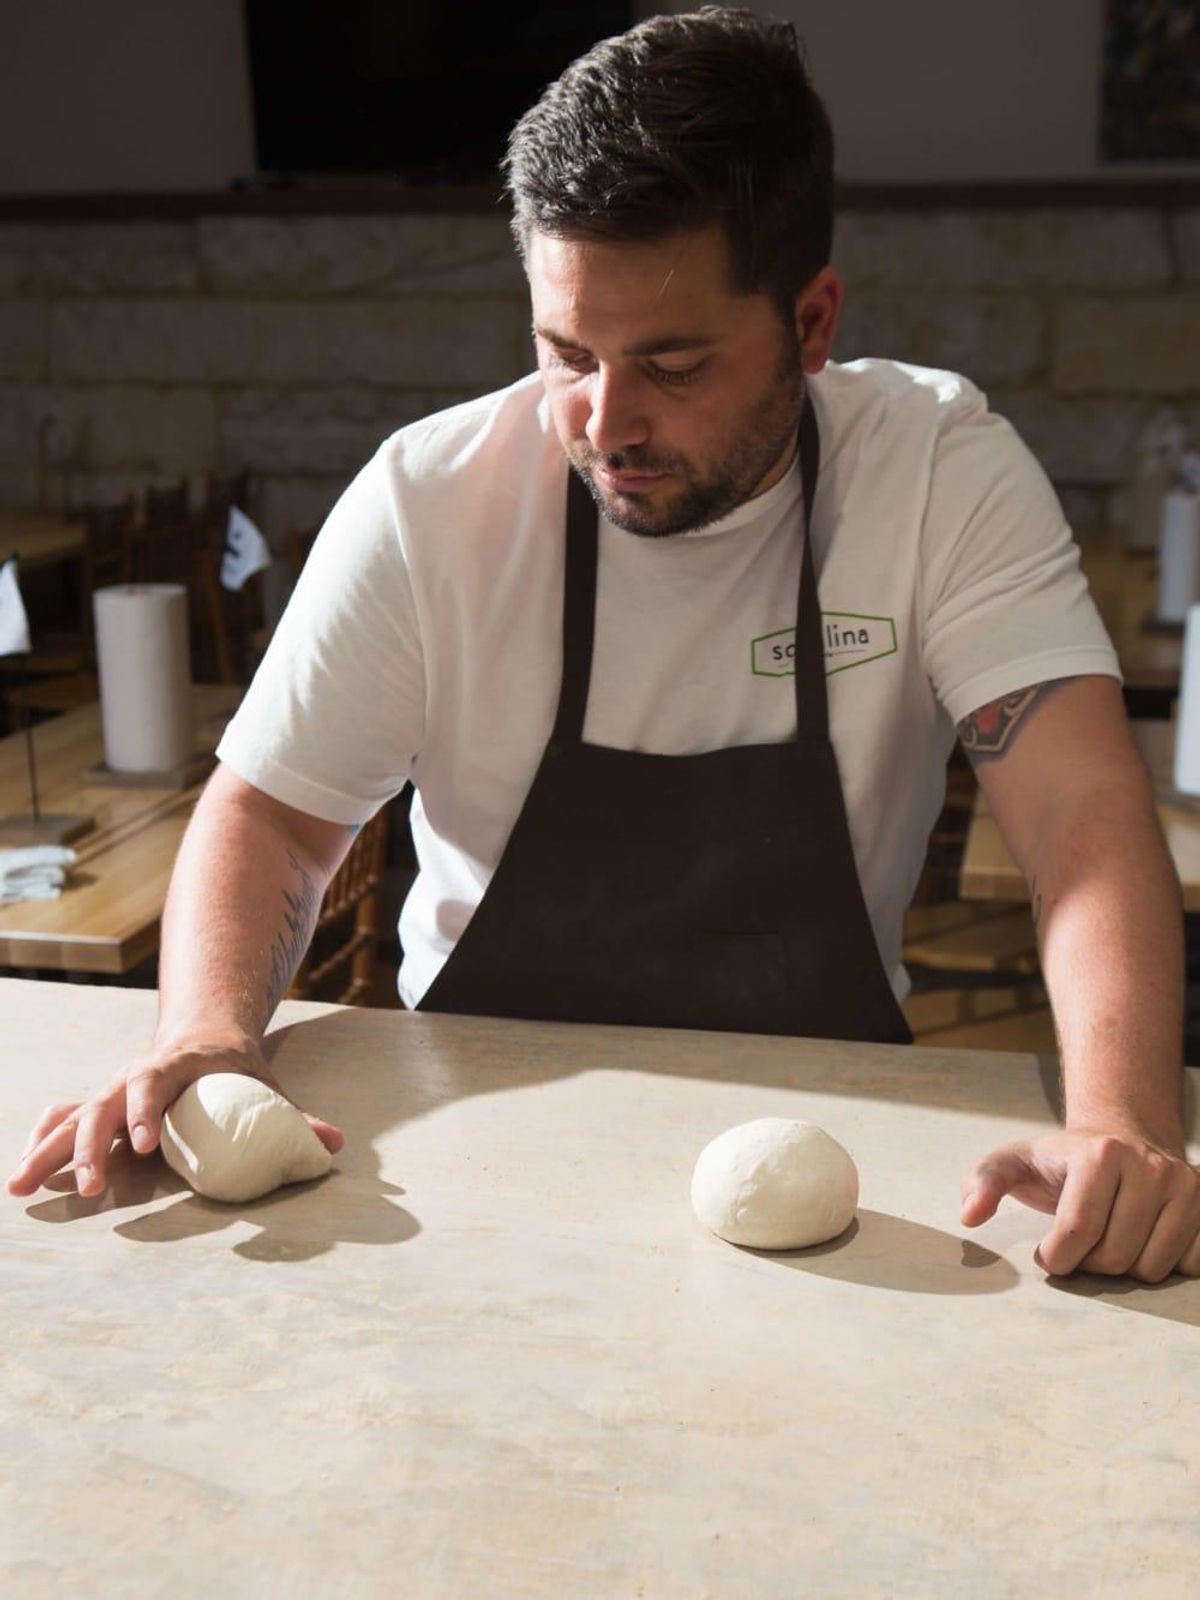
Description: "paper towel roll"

(94, 584), (194, 773)
(1156, 491), (1200, 624)
(1175, 605), (1200, 797)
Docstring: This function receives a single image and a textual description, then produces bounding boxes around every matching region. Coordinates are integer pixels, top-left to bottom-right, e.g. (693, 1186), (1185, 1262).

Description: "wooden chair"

(1, 496), (138, 712)
(288, 805), (393, 1006)
(190, 470), (261, 684)
(79, 497), (138, 647)
(136, 478), (192, 586)
(902, 900), (1039, 976)
(903, 980), (1057, 1053)
(901, 745), (1051, 1049)
(286, 523), (321, 583)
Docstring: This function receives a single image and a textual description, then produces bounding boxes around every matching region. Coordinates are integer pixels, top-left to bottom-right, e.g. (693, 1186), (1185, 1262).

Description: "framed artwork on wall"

(1101, 0), (1200, 161)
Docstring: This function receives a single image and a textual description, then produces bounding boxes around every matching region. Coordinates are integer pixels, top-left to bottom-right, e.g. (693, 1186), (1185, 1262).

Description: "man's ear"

(794, 266), (844, 375)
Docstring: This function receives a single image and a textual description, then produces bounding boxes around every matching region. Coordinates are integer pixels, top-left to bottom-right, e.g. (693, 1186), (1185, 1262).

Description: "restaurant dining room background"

(1, 0), (1198, 1041)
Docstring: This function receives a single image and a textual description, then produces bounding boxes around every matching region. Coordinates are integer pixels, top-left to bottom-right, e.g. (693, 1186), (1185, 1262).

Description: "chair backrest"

(143, 478), (190, 530)
(191, 469), (260, 684)
(288, 804), (393, 1006)
(286, 523), (321, 586)
(80, 497), (137, 642)
(201, 469), (253, 550)
(138, 478), (192, 585)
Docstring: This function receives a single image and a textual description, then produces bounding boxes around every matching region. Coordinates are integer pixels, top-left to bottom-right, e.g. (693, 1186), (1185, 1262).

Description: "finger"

(1077, 1173), (1169, 1278)
(960, 1144), (1034, 1226)
(72, 1091), (130, 1197)
(1177, 1219), (1200, 1278)
(124, 1068), (184, 1154)
(6, 1117), (82, 1197)
(19, 1101), (83, 1163)
(304, 1116), (344, 1155)
(1128, 1194), (1200, 1283)
(1036, 1151), (1122, 1276)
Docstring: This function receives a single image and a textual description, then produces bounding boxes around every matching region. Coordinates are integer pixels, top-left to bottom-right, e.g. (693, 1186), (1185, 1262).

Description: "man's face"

(529, 225), (808, 538)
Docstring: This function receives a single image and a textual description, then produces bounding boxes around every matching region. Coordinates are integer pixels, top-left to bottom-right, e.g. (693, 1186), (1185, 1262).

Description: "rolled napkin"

(0, 845), (76, 904)
(94, 583), (193, 773)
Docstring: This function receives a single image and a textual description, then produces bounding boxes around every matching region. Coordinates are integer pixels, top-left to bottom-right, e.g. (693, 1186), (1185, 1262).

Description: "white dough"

(691, 1117), (858, 1250)
(160, 1073), (333, 1203)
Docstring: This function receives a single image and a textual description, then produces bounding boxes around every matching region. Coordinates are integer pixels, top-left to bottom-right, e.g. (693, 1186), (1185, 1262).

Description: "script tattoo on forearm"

(957, 679), (1073, 763)
(265, 851), (320, 1019)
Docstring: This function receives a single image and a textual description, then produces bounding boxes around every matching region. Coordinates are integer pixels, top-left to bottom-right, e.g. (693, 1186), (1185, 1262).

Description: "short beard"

(570, 337), (806, 539)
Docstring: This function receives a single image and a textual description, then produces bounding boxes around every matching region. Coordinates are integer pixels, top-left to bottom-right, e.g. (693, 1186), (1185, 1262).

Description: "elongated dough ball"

(691, 1117), (858, 1250)
(160, 1073), (333, 1203)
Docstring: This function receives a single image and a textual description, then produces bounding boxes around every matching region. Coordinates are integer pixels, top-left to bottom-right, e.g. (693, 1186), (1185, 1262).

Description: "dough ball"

(691, 1117), (858, 1250)
(160, 1073), (333, 1203)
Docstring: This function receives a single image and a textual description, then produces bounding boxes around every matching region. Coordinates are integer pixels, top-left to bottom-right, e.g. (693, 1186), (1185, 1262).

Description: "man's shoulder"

(817, 357), (985, 424)
(380, 371), (551, 483)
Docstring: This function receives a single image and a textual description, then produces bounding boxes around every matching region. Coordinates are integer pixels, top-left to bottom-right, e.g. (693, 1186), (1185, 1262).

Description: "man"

(10, 9), (1199, 1281)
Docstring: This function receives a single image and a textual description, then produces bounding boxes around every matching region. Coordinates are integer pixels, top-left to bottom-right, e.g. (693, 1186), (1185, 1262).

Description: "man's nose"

(584, 367), (651, 456)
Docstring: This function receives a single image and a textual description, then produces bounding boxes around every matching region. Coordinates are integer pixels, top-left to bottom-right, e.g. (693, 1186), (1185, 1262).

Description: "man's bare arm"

(955, 675), (1200, 1281)
(156, 764), (353, 1046)
(8, 764), (355, 1199)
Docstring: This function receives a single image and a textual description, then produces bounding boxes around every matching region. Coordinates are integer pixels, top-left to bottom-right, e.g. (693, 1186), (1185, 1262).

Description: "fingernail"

(130, 1124), (152, 1153)
(76, 1164), (92, 1192)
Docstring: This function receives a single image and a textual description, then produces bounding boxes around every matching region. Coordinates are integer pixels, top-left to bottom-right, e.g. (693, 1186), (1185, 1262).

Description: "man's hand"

(961, 1129), (1200, 1282)
(6, 1032), (344, 1201)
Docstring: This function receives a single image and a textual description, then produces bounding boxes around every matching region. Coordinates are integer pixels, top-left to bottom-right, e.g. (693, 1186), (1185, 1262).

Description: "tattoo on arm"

(957, 679), (1073, 764)
(264, 850), (321, 1020)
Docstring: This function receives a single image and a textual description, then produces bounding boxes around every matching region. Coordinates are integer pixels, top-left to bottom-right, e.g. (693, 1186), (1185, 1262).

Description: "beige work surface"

(3, 980), (1199, 1598)
(0, 684), (241, 971)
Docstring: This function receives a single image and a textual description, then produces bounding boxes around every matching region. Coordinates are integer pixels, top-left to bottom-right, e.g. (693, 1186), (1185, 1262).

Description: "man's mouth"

(592, 463), (667, 494)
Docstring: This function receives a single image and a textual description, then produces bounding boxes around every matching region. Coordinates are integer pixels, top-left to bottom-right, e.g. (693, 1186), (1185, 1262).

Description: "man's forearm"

(156, 783), (334, 1048)
(1034, 796), (1185, 1150)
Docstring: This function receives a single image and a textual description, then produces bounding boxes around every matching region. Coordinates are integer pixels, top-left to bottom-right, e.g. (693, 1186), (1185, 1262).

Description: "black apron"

(419, 403), (912, 1044)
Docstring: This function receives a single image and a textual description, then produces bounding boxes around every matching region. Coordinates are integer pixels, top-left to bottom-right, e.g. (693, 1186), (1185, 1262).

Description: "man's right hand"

(6, 1032), (344, 1200)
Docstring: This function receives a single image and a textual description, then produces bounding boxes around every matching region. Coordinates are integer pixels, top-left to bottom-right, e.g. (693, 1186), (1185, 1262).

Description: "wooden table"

(0, 685), (242, 971)
(960, 719), (1200, 907)
(0, 508), (85, 572)
(3, 980), (1198, 1598)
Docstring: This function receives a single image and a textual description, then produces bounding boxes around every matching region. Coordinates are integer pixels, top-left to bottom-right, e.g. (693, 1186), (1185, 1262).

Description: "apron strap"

(794, 400), (827, 744)
(556, 469), (599, 744)
(555, 396), (826, 747)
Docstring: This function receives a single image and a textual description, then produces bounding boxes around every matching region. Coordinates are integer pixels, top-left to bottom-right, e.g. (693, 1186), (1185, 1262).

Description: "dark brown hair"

(503, 6), (835, 315)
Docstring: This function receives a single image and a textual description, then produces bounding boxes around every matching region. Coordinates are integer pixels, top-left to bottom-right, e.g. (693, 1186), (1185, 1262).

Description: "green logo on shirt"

(751, 612), (898, 677)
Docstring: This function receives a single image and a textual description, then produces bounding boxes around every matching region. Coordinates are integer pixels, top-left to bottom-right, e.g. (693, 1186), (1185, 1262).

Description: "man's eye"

(549, 349), (592, 374)
(650, 362), (704, 386)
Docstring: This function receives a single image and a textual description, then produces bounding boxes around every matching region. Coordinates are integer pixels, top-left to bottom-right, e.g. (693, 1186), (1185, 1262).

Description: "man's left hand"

(961, 1129), (1200, 1281)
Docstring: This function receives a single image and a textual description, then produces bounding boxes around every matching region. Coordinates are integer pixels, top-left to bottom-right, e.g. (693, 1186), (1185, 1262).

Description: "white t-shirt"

(217, 358), (1120, 1009)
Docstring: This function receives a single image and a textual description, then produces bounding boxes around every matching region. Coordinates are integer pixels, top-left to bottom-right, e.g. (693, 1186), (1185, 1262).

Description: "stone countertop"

(3, 977), (1198, 1598)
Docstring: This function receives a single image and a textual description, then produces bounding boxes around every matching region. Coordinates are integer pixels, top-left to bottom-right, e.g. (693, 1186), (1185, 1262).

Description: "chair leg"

(349, 890), (381, 1003)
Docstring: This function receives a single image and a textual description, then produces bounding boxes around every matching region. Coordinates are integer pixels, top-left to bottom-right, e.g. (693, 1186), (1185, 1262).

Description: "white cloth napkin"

(0, 845), (76, 904)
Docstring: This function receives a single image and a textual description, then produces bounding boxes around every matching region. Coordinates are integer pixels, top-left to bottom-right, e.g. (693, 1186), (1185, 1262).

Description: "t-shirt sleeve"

(919, 382), (1121, 727)
(216, 441), (422, 825)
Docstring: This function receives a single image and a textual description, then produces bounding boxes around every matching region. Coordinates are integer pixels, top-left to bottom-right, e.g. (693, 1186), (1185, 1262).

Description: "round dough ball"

(160, 1073), (333, 1203)
(691, 1117), (858, 1250)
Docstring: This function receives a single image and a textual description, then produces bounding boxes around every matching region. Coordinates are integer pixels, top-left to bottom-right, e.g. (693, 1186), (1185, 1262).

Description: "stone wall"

(1, 204), (1198, 542)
